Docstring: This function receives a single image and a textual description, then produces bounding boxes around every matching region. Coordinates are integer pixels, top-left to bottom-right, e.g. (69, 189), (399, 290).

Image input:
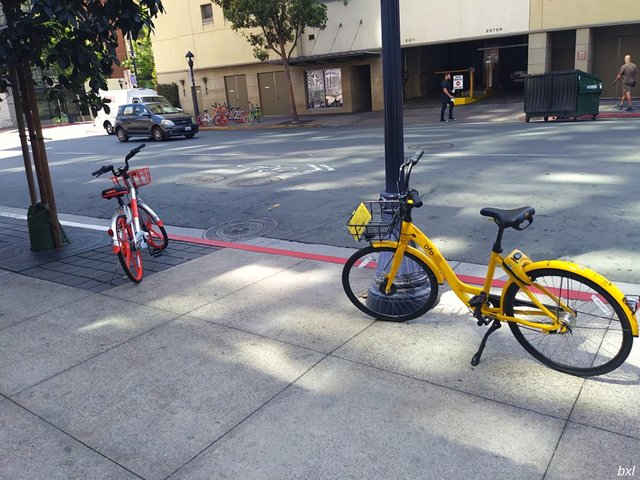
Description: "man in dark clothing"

(440, 73), (455, 121)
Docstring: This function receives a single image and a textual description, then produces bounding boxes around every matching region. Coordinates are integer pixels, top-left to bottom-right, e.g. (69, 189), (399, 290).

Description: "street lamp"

(185, 51), (200, 117)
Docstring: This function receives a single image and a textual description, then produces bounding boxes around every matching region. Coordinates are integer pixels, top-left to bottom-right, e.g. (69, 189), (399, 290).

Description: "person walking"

(440, 72), (455, 122)
(614, 54), (637, 111)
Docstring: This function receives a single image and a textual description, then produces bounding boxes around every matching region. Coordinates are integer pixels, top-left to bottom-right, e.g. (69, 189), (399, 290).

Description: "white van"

(94, 88), (174, 135)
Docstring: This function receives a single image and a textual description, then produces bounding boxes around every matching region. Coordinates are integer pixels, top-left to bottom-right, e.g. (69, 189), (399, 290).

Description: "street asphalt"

(1, 96), (639, 479)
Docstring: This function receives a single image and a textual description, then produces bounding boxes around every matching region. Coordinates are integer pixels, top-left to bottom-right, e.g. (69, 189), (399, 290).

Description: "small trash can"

(27, 204), (68, 251)
(524, 70), (602, 122)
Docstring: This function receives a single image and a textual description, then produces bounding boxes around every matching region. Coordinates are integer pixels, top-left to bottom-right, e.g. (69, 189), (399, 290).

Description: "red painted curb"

(170, 234), (348, 265)
(169, 233), (491, 287)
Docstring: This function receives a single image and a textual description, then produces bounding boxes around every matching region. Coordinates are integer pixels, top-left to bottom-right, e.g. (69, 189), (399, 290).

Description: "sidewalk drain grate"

(204, 218), (277, 242)
(0, 230), (109, 272)
(175, 174), (226, 185)
(228, 177), (281, 187)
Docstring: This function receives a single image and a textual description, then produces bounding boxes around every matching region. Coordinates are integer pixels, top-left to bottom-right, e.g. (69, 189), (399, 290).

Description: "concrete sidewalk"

(1, 96), (639, 479)
(197, 95), (640, 130)
(1, 226), (639, 479)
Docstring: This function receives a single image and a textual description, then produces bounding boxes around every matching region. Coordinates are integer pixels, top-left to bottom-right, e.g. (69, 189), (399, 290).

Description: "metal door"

(224, 75), (249, 111)
(132, 104), (151, 134)
(258, 71), (289, 115)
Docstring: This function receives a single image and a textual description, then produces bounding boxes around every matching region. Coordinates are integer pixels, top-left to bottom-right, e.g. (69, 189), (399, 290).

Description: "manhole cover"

(204, 218), (278, 242)
(407, 143), (454, 150)
(228, 177), (281, 187)
(175, 174), (226, 185)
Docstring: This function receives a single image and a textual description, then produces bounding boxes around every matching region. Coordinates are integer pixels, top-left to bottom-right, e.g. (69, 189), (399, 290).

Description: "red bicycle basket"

(111, 167), (152, 189)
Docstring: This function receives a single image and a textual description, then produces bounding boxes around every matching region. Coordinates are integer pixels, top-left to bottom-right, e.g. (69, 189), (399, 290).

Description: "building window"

(306, 68), (343, 108)
(201, 4), (213, 24)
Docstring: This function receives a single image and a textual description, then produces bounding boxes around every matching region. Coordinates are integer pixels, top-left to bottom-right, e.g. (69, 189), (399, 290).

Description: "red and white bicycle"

(92, 144), (168, 283)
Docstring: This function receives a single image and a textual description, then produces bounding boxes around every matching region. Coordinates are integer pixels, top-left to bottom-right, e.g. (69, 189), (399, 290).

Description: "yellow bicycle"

(343, 150), (638, 376)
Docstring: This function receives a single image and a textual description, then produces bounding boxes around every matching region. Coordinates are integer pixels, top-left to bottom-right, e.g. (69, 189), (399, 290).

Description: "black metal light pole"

(185, 51), (200, 117)
(127, 33), (138, 87)
(367, 0), (430, 317)
(381, 0), (404, 194)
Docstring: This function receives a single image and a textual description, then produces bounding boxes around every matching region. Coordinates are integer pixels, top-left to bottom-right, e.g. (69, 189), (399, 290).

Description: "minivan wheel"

(152, 126), (165, 142)
(116, 127), (129, 142)
(105, 122), (114, 135)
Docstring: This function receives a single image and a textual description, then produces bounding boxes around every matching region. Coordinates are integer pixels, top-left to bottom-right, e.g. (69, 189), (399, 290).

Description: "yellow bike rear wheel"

(503, 267), (633, 376)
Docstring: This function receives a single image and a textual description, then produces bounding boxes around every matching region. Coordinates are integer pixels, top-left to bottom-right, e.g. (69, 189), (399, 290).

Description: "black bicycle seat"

(101, 185), (129, 200)
(480, 206), (535, 230)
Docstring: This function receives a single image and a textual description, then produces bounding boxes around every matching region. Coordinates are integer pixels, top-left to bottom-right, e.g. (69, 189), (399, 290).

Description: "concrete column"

(528, 32), (552, 74)
(575, 28), (593, 72)
(370, 57), (384, 111)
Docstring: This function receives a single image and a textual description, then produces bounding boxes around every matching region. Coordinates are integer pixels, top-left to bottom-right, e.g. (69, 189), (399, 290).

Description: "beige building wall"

(299, 0), (381, 55)
(151, 2), (263, 75)
(151, 0), (640, 114)
(152, 0), (535, 114)
(528, 0), (640, 97)
(402, 0), (529, 45)
(530, 0), (640, 30)
(153, 0), (384, 115)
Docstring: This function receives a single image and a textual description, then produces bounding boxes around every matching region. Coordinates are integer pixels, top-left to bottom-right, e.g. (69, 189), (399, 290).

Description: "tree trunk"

(280, 42), (299, 123)
(9, 67), (38, 206)
(18, 61), (65, 249)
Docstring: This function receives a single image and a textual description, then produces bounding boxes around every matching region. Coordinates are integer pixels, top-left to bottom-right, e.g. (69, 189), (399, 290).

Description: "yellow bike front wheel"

(342, 245), (439, 322)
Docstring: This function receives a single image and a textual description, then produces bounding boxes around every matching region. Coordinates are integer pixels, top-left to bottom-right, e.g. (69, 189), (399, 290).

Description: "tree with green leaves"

(212, 0), (327, 122)
(0, 0), (164, 249)
(123, 26), (157, 88)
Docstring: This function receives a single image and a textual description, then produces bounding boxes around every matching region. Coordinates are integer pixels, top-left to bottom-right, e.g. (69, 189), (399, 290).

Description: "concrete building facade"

(149, 0), (640, 116)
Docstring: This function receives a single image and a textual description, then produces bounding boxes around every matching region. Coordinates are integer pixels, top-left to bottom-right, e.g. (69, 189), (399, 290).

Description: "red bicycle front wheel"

(115, 215), (143, 283)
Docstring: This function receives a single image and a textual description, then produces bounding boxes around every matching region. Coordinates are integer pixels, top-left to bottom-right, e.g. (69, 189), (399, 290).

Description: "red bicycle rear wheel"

(115, 215), (143, 283)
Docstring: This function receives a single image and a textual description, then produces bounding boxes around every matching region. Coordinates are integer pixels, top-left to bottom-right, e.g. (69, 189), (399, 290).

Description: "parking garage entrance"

(402, 34), (528, 101)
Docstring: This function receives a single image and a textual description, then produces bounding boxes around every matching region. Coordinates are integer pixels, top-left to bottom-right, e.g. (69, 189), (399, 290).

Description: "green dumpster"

(524, 70), (602, 122)
(576, 72), (602, 117)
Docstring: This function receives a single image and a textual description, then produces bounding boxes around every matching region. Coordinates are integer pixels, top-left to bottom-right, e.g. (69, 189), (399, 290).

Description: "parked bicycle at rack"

(196, 109), (213, 127)
(343, 150), (638, 377)
(228, 106), (247, 124)
(212, 103), (229, 126)
(92, 144), (169, 283)
(247, 103), (263, 126)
